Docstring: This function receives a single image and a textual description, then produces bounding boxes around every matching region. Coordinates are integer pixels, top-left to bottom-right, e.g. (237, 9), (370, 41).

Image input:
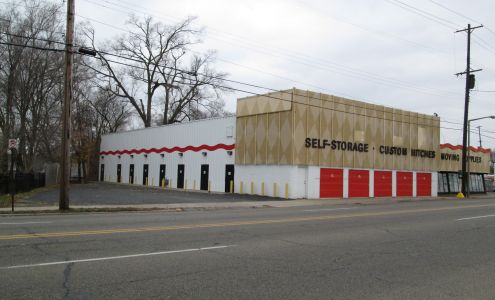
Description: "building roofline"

(102, 115), (236, 137)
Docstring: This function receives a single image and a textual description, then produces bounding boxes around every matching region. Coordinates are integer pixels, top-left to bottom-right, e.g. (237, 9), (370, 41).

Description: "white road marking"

(456, 214), (495, 221)
(0, 222), (52, 225)
(303, 208), (353, 212)
(1, 245), (234, 269)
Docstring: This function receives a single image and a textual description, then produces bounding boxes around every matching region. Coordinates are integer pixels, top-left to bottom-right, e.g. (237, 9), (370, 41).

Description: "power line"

(0, 40), (64, 52)
(88, 54), (450, 129)
(385, 0), (495, 55)
(1, 31), (66, 45)
(428, 0), (495, 38)
(2, 39), (494, 142)
(77, 0), (460, 99)
(4, 33), (492, 138)
(0, 36), (480, 134)
(0, 0), (463, 99)
(383, 0), (459, 30)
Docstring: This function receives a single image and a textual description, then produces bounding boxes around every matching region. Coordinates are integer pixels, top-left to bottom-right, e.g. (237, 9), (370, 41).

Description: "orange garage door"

(416, 173), (431, 196)
(396, 171), (413, 197)
(320, 168), (343, 198)
(374, 170), (392, 197)
(349, 170), (369, 198)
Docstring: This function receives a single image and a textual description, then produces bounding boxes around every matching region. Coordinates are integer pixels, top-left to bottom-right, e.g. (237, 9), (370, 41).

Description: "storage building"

(99, 88), (492, 198)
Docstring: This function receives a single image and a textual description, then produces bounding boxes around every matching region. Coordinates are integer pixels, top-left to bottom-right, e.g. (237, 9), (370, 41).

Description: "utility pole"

(455, 23), (483, 197)
(60, 0), (75, 210)
(476, 126), (482, 147)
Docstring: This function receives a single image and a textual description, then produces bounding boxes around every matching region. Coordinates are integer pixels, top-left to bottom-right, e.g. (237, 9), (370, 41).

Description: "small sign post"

(8, 139), (18, 212)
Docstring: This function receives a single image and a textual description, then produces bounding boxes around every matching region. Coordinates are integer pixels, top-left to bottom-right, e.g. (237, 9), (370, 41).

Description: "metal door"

(416, 173), (431, 196)
(100, 164), (105, 182)
(142, 164), (149, 185)
(225, 164), (234, 192)
(320, 168), (343, 198)
(374, 170), (392, 197)
(117, 164), (122, 183)
(396, 171), (413, 196)
(159, 164), (166, 187)
(129, 164), (134, 184)
(200, 164), (209, 191)
(177, 164), (185, 189)
(348, 170), (369, 198)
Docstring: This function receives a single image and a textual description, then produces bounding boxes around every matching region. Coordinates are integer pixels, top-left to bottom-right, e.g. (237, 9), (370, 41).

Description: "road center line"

(1, 203), (495, 241)
(0, 222), (52, 225)
(456, 214), (495, 221)
(303, 208), (353, 212)
(1, 245), (233, 269)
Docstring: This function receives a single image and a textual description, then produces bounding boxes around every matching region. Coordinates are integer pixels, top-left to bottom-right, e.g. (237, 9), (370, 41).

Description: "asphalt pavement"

(21, 182), (276, 206)
(1, 197), (495, 299)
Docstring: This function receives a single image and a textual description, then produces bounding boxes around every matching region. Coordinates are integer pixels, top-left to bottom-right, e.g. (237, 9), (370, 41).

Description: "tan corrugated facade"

(236, 88), (441, 171)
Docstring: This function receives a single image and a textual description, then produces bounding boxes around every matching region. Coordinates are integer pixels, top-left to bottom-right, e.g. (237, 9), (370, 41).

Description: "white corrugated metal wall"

(99, 117), (236, 193)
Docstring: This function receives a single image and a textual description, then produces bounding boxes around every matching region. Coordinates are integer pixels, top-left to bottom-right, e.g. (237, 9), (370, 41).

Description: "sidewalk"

(1, 193), (493, 214)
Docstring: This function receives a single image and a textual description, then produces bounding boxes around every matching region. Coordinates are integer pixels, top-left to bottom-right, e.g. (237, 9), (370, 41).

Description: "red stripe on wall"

(440, 143), (491, 153)
(100, 143), (235, 156)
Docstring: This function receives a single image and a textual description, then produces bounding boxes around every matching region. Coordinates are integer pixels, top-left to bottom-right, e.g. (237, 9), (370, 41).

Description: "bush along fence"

(0, 172), (46, 195)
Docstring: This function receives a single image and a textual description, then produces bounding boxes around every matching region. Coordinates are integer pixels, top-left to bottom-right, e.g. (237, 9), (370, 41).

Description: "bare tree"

(0, 0), (65, 173)
(84, 15), (230, 128)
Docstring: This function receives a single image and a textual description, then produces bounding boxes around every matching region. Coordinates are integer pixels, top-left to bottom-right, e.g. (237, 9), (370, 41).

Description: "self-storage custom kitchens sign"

(304, 137), (436, 159)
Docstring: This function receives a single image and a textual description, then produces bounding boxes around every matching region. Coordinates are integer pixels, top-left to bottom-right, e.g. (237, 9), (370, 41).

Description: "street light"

(466, 115), (495, 197)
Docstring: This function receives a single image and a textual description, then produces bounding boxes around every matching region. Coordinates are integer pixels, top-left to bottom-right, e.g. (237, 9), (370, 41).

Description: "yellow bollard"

(262, 182), (265, 196)
(251, 181), (254, 194)
(273, 182), (277, 197)
(240, 181), (243, 194)
(161, 178), (165, 188)
(230, 180), (234, 193)
(208, 180), (211, 193)
(285, 183), (289, 199)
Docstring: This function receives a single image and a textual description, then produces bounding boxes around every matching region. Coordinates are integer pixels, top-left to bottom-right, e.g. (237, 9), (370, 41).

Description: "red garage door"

(416, 173), (431, 196)
(374, 171), (392, 197)
(320, 168), (343, 198)
(349, 170), (369, 198)
(397, 172), (413, 197)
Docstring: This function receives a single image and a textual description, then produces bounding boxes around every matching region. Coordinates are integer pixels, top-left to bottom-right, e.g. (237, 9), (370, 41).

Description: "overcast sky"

(74, 0), (495, 149)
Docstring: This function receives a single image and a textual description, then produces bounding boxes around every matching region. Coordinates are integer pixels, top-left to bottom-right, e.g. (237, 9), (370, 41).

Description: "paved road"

(1, 198), (495, 299)
(24, 182), (274, 206)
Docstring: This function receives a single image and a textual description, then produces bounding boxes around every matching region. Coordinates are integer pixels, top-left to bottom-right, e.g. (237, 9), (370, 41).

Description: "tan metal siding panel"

(292, 91), (308, 165)
(267, 113), (280, 164)
(319, 95), (333, 166)
(244, 116), (257, 164)
(331, 97), (345, 167)
(279, 111), (293, 164)
(255, 114), (268, 164)
(307, 91), (321, 165)
(235, 117), (246, 164)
